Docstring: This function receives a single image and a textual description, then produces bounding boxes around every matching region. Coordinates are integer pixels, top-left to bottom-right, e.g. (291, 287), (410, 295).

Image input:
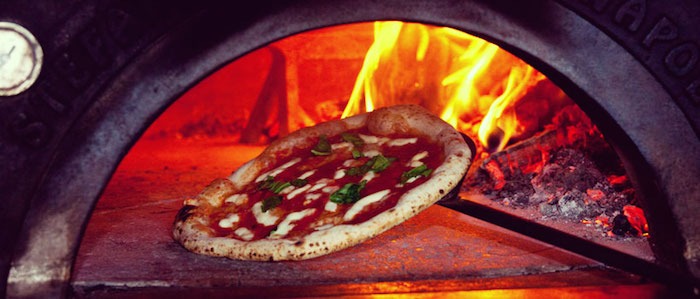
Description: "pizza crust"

(173, 104), (472, 261)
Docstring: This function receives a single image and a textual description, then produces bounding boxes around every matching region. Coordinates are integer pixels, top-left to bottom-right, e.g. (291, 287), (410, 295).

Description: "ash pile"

(464, 105), (648, 238)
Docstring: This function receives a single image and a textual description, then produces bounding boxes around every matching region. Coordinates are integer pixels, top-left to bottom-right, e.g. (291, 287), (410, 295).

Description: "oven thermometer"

(0, 21), (43, 97)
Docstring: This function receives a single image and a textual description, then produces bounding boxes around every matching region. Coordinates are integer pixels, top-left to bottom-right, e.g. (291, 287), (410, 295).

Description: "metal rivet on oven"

(0, 21), (43, 97)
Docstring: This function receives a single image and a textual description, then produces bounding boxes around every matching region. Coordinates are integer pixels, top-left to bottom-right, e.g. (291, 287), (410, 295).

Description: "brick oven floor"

(70, 139), (679, 298)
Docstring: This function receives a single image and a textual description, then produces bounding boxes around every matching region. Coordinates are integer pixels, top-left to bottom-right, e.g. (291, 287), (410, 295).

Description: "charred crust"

(175, 205), (197, 222)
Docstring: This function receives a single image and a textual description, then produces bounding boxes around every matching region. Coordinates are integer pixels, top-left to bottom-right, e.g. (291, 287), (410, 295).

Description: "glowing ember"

(341, 21), (550, 151)
(623, 205), (649, 237)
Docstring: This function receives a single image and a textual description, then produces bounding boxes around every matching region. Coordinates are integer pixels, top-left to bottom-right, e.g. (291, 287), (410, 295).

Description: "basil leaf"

(346, 164), (370, 176)
(257, 176), (275, 190)
(352, 149), (363, 159)
(346, 154), (395, 176)
(270, 181), (291, 193)
(330, 180), (367, 204)
(291, 178), (307, 187)
(261, 195), (283, 212)
(311, 135), (332, 156)
(341, 133), (365, 147)
(400, 165), (433, 184)
(370, 154), (395, 172)
(257, 176), (293, 193)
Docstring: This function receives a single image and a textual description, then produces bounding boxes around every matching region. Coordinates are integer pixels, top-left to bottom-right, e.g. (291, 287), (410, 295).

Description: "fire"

(341, 21), (547, 152)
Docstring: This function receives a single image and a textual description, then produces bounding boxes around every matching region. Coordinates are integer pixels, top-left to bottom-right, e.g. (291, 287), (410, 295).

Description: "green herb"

(346, 164), (369, 176)
(311, 135), (332, 156)
(330, 180), (368, 204)
(291, 178), (308, 187)
(261, 195), (283, 212)
(257, 176), (292, 193)
(346, 154), (395, 176)
(270, 181), (291, 193)
(352, 149), (363, 159)
(400, 165), (433, 184)
(370, 154), (395, 172)
(344, 133), (365, 159)
(257, 176), (275, 190)
(341, 133), (365, 147)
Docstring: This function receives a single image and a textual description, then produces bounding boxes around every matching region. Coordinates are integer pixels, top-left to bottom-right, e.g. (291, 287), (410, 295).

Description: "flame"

(342, 21), (546, 151)
(342, 22), (404, 118)
(439, 38), (499, 128)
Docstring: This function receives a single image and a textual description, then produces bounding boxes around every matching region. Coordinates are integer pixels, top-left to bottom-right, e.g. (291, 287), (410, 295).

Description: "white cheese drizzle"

(278, 185), (295, 195)
(343, 159), (360, 167)
(309, 181), (328, 192)
(218, 213), (240, 228)
(409, 161), (425, 168)
(255, 158), (301, 182)
(306, 193), (322, 201)
(408, 151), (429, 168)
(362, 150), (381, 157)
(405, 176), (419, 184)
(387, 137), (418, 147)
(325, 201), (338, 212)
(287, 184), (312, 199)
(322, 186), (339, 194)
(252, 202), (279, 226)
(303, 193), (322, 205)
(359, 134), (390, 145)
(331, 142), (352, 150)
(361, 170), (377, 183)
(299, 170), (316, 180)
(234, 227), (254, 241)
(268, 208), (316, 239)
(396, 174), (421, 188)
(410, 151), (429, 162)
(334, 169), (346, 180)
(343, 189), (391, 222)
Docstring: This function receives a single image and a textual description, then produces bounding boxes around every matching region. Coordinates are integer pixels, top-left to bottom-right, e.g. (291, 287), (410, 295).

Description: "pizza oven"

(1, 0), (699, 298)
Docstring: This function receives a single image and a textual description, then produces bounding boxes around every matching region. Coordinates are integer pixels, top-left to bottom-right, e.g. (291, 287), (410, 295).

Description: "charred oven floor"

(71, 139), (670, 298)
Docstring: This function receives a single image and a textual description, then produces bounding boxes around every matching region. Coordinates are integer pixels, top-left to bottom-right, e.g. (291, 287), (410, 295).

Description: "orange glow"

(623, 205), (649, 237)
(342, 21), (548, 151)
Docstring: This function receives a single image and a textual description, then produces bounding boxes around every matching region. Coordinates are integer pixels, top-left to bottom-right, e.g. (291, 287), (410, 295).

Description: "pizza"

(172, 104), (472, 261)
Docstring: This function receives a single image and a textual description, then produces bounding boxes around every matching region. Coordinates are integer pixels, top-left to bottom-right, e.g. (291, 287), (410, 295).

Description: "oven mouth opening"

(72, 21), (662, 296)
(142, 21), (651, 246)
